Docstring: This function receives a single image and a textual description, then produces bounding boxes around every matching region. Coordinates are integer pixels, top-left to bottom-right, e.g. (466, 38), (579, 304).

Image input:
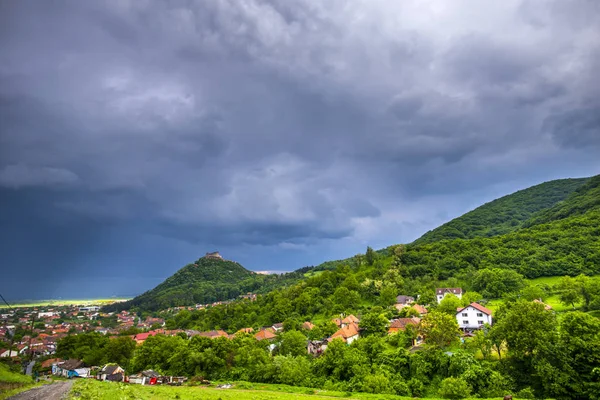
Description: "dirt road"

(8, 381), (73, 400)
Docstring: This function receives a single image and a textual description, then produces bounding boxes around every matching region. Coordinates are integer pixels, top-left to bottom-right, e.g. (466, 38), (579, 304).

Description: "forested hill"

(524, 174), (600, 228)
(103, 256), (304, 312)
(413, 177), (589, 245)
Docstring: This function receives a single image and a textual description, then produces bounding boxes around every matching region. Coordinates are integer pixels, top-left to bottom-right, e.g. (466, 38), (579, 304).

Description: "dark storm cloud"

(544, 107), (600, 149)
(0, 0), (599, 299)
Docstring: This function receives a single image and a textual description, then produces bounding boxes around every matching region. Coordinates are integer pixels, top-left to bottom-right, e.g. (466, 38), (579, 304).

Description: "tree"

(105, 336), (136, 369)
(419, 311), (460, 348)
(559, 312), (600, 397)
(359, 311), (389, 337)
(558, 276), (581, 309)
(365, 246), (376, 266)
(472, 268), (525, 298)
(438, 294), (463, 315)
(470, 329), (493, 360)
(332, 287), (360, 313)
(558, 275), (600, 310)
(379, 286), (397, 307)
(493, 300), (557, 360)
(273, 355), (312, 386)
(278, 330), (307, 357)
(438, 377), (472, 399)
(461, 291), (483, 306)
(520, 285), (545, 302)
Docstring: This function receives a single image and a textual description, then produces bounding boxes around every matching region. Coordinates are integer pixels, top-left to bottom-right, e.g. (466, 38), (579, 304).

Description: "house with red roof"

(131, 329), (163, 345)
(388, 317), (421, 334)
(456, 302), (492, 330)
(329, 322), (360, 344)
(254, 329), (276, 341)
(341, 314), (359, 328)
(197, 330), (229, 339)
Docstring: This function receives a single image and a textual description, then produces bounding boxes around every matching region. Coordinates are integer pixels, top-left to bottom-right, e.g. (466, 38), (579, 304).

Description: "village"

(0, 286), (514, 386)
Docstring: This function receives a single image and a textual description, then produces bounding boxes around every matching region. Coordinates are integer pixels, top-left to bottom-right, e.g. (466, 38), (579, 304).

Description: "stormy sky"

(1, 1), (599, 300)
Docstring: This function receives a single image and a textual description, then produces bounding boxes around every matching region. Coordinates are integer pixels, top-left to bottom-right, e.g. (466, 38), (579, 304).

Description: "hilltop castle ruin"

(204, 251), (224, 260)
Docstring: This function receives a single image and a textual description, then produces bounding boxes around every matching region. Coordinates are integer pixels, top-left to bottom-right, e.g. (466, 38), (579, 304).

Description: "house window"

(462, 320), (469, 325)
(462, 313), (468, 317)
(476, 313), (483, 317)
(478, 320), (484, 325)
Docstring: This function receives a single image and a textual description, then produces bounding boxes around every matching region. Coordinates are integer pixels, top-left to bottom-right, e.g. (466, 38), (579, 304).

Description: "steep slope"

(402, 208), (600, 279)
(413, 177), (589, 245)
(524, 174), (600, 227)
(104, 255), (304, 312)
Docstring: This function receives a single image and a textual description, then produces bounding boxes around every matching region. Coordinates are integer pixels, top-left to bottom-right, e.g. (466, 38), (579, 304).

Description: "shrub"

(517, 387), (535, 399)
(438, 377), (472, 399)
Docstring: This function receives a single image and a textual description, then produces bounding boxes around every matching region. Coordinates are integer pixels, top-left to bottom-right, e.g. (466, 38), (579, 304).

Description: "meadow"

(67, 379), (519, 400)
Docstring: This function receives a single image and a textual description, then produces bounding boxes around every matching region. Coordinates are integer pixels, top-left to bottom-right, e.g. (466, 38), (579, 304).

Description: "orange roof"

(457, 302), (492, 315)
(236, 327), (254, 334)
(254, 329), (276, 341)
(342, 314), (359, 324)
(41, 358), (62, 368)
(302, 321), (315, 330)
(533, 299), (552, 310)
(198, 330), (229, 339)
(389, 317), (420, 331)
(330, 322), (359, 342)
(411, 304), (428, 314)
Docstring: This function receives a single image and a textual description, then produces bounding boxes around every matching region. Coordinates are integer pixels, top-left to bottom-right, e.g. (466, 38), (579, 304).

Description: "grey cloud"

(544, 106), (600, 148)
(0, 0), (599, 299)
(0, 164), (79, 188)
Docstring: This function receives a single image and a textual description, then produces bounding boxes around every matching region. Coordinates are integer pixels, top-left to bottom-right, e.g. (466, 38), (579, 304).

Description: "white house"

(456, 303), (492, 330)
(0, 349), (19, 357)
(436, 288), (463, 304)
(79, 306), (100, 313)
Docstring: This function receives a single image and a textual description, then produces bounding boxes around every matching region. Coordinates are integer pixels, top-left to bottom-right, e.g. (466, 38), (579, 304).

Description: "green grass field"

(68, 379), (517, 400)
(0, 363), (38, 400)
(0, 298), (131, 309)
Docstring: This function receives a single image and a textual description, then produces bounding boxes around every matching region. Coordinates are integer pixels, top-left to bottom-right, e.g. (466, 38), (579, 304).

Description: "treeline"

(56, 301), (600, 399)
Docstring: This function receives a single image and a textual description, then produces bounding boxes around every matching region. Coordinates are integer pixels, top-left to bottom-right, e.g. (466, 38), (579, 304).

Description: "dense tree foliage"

(414, 177), (588, 244)
(524, 174), (600, 227)
(56, 333), (136, 369)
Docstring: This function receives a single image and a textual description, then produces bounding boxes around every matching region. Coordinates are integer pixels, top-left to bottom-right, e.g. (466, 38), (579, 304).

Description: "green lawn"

(304, 270), (325, 278)
(68, 379), (516, 400)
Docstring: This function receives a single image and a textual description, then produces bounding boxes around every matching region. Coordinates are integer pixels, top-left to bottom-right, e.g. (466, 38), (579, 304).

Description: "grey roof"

(102, 365), (121, 375)
(60, 359), (84, 370)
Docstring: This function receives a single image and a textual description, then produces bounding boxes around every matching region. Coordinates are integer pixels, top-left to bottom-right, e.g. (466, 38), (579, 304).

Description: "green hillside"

(104, 256), (304, 312)
(413, 177), (588, 244)
(402, 208), (600, 279)
(524, 174), (600, 227)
